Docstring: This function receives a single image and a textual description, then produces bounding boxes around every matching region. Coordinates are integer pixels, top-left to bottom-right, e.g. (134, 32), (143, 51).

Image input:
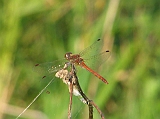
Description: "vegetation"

(0, 0), (160, 119)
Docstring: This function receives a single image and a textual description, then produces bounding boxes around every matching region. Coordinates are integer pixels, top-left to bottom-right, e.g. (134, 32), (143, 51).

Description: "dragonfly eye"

(65, 52), (72, 59)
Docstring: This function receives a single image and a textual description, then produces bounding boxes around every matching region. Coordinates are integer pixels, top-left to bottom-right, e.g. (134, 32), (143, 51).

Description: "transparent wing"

(84, 50), (111, 66)
(83, 50), (111, 70)
(79, 39), (110, 69)
(33, 59), (67, 79)
(79, 39), (104, 59)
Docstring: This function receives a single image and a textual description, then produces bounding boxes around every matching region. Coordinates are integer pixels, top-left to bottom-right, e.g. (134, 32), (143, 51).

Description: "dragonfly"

(36, 39), (110, 84)
(16, 39), (110, 119)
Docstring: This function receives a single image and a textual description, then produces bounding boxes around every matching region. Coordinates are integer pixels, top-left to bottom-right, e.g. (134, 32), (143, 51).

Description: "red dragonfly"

(35, 39), (110, 84)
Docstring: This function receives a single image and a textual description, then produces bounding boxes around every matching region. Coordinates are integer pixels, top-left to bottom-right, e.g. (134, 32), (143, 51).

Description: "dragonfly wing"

(34, 59), (67, 75)
(83, 50), (111, 70)
(79, 39), (104, 59)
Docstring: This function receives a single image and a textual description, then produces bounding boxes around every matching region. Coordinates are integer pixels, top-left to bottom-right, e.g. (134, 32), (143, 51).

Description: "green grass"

(0, 0), (160, 119)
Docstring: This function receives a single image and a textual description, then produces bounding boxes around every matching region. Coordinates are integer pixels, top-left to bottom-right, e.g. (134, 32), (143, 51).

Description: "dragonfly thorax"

(65, 52), (83, 64)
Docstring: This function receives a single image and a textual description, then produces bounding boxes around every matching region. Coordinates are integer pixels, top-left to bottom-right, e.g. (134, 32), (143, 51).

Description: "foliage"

(0, 0), (160, 119)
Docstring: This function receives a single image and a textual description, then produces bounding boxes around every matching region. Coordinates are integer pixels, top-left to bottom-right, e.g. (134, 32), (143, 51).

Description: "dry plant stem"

(61, 63), (94, 119)
(70, 65), (105, 119)
(88, 102), (93, 119)
(68, 82), (73, 119)
(89, 100), (105, 119)
(71, 69), (93, 119)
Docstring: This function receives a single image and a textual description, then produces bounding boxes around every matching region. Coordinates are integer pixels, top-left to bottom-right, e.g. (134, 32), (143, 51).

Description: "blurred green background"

(0, 0), (160, 119)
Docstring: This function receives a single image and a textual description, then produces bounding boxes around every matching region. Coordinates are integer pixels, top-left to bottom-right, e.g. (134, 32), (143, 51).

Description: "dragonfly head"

(65, 52), (73, 60)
